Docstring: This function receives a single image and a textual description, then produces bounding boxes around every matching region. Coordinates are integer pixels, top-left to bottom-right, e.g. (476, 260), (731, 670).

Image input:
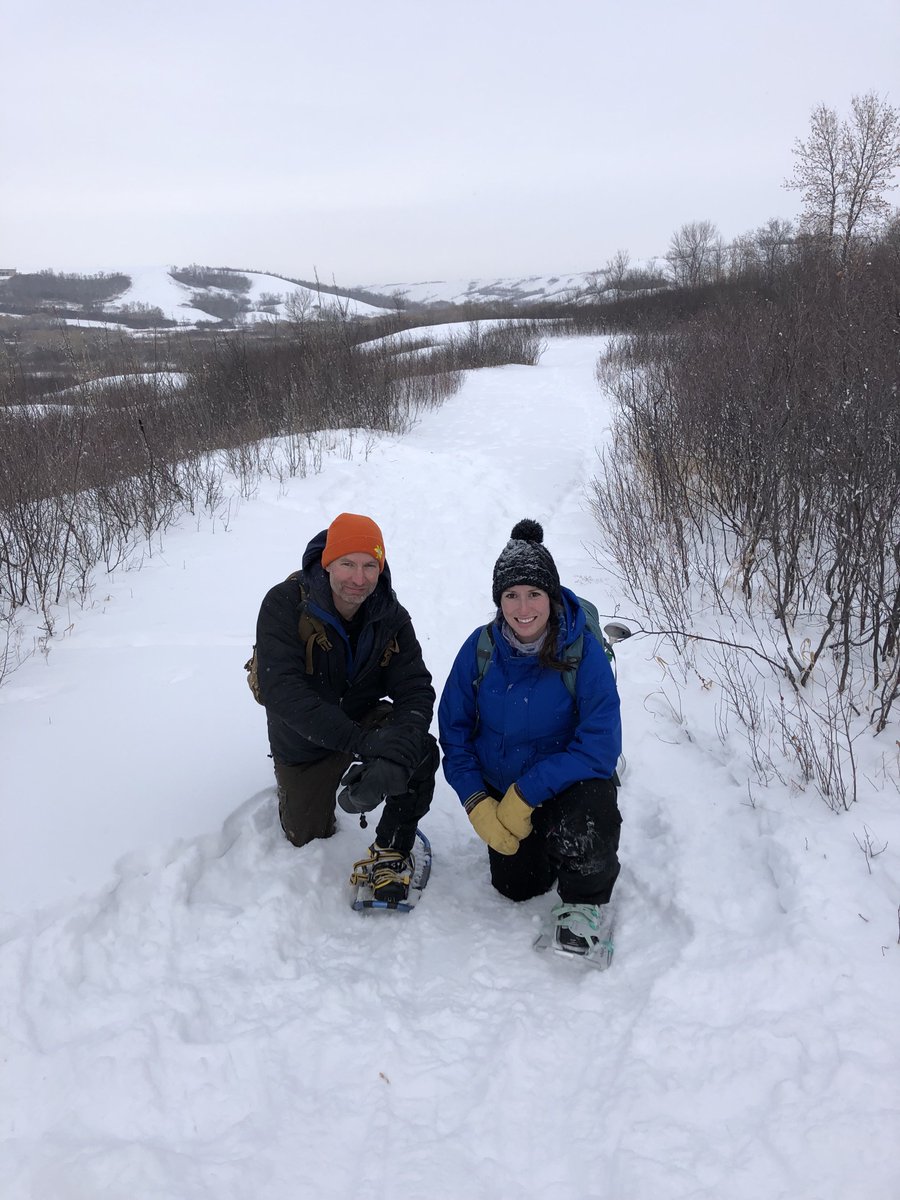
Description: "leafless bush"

(0, 270), (130, 307)
(170, 266), (252, 292)
(589, 230), (900, 806)
(118, 302), (166, 323)
(0, 310), (542, 664)
(256, 291), (283, 312)
(188, 293), (250, 321)
(430, 321), (545, 371)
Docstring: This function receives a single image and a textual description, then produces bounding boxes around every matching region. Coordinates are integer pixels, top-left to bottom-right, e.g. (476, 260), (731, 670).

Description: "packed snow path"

(1, 337), (898, 1199)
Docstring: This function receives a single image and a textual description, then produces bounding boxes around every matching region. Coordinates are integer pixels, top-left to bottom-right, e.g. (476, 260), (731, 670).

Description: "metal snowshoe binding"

(350, 844), (413, 904)
(551, 902), (615, 966)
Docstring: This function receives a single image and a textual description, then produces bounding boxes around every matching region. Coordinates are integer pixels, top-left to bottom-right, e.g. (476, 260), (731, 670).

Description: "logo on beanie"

(374, 543), (384, 562)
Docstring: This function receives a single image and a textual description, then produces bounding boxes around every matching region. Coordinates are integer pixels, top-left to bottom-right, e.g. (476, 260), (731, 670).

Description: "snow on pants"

(487, 777), (622, 905)
(274, 703), (438, 856)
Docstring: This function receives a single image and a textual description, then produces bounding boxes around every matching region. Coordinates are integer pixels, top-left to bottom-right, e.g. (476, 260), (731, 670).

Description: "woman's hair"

(538, 604), (571, 674)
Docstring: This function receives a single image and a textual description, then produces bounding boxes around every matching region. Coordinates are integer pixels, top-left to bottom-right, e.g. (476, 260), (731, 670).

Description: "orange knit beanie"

(321, 513), (386, 571)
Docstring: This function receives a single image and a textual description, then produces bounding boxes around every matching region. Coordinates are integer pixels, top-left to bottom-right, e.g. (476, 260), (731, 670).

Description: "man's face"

(326, 553), (380, 618)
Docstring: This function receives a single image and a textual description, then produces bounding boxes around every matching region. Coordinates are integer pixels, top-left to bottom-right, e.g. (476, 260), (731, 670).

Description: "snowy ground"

(1, 336), (898, 1200)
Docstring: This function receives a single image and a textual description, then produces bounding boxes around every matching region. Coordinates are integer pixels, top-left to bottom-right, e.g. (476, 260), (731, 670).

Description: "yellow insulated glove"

(496, 784), (534, 840)
(465, 793), (520, 856)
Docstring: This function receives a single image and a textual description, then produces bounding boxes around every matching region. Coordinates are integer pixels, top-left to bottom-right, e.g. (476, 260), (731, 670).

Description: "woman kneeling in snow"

(438, 519), (623, 957)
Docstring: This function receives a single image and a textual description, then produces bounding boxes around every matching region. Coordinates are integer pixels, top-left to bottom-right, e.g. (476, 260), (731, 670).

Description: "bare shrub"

(589, 229), (900, 807)
(0, 308), (541, 657)
(170, 266), (252, 292)
(256, 292), (283, 312)
(118, 302), (166, 323)
(188, 293), (249, 321)
(0, 270), (130, 308)
(435, 322), (545, 371)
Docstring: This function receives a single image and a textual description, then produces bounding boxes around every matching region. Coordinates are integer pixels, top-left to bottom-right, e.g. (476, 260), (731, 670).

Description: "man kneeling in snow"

(253, 512), (438, 902)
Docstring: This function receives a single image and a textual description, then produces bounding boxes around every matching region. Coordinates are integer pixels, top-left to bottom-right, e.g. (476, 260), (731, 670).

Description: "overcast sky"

(3, 0), (898, 285)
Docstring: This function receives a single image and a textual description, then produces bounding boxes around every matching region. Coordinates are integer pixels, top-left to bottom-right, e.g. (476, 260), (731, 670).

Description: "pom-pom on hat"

(321, 512), (386, 572)
(492, 518), (561, 606)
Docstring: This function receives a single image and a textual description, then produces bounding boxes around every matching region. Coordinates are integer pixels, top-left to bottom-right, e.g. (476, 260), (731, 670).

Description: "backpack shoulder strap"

(244, 572), (318, 702)
(293, 577), (333, 675)
(561, 598), (617, 702)
(561, 633), (583, 700)
(470, 624), (496, 732)
(576, 595), (616, 665)
(380, 636), (401, 668)
(293, 573), (401, 673)
(473, 624), (495, 693)
(463, 601), (615, 716)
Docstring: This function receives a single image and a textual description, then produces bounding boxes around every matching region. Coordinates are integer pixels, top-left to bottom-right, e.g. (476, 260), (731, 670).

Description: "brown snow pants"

(274, 702), (437, 856)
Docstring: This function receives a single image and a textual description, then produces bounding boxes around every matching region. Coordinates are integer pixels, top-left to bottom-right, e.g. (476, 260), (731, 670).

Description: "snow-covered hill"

(358, 271), (598, 307)
(0, 264), (611, 331)
(111, 265), (392, 324)
(0, 265), (394, 329)
(1, 337), (898, 1200)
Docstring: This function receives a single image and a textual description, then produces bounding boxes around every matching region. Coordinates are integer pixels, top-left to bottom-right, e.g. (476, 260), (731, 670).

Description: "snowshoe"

(350, 829), (432, 913)
(534, 901), (615, 970)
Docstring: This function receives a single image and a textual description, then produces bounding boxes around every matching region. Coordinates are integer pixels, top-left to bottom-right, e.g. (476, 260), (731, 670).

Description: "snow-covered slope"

(359, 271), (596, 307)
(107, 264), (391, 324)
(1, 337), (898, 1200)
(0, 265), (393, 328)
(0, 264), (608, 330)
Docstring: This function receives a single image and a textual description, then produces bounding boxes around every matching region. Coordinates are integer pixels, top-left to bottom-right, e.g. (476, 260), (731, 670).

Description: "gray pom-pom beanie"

(491, 519), (562, 607)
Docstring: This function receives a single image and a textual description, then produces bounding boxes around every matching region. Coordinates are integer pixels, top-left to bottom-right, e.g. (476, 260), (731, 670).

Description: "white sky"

(3, 0), (899, 284)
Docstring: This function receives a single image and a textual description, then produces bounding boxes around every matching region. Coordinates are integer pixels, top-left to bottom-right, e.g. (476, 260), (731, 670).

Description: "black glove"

(338, 759), (411, 814)
(355, 723), (428, 772)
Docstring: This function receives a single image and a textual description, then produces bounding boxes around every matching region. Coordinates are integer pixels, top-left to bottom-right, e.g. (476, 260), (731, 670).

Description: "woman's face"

(500, 586), (551, 643)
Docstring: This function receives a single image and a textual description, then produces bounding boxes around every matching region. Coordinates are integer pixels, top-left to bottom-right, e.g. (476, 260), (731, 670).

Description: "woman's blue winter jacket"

(438, 588), (622, 808)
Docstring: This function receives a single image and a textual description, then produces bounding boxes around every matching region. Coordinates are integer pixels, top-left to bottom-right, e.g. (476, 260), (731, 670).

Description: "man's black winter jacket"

(255, 530), (435, 765)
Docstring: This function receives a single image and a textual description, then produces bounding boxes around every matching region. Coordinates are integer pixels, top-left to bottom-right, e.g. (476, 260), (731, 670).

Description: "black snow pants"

(487, 777), (622, 905)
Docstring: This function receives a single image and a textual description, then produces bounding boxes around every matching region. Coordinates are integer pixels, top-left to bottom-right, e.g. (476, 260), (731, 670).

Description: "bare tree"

(665, 220), (720, 287)
(786, 102), (845, 241)
(754, 217), (795, 278)
(786, 92), (900, 264)
(842, 93), (900, 253)
(285, 288), (315, 325)
(604, 248), (631, 300)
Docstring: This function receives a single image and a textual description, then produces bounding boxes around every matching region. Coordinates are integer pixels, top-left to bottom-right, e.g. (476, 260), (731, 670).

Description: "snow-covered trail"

(2, 337), (898, 1200)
